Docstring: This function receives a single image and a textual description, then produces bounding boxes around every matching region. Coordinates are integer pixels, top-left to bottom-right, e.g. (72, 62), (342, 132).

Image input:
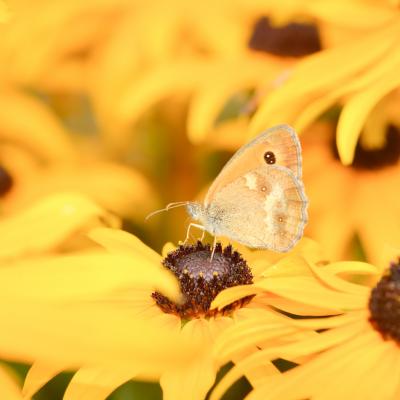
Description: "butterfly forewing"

(204, 124), (302, 207)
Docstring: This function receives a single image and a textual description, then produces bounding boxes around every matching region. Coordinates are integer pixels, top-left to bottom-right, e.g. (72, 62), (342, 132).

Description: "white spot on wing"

(264, 185), (286, 234)
(244, 173), (257, 190)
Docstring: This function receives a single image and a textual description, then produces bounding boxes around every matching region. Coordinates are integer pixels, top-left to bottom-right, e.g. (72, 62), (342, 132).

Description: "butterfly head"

(186, 202), (204, 221)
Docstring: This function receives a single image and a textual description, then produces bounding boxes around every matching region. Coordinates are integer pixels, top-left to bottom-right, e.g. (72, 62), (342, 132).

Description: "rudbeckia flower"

(92, 2), (324, 149)
(22, 228), (322, 400)
(301, 122), (400, 267)
(0, 88), (157, 220)
(212, 255), (400, 400)
(249, 2), (400, 165)
(0, 240), (199, 384)
(0, 191), (118, 399)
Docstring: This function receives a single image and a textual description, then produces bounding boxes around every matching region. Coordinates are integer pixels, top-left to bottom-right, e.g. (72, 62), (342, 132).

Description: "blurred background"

(0, 0), (399, 398)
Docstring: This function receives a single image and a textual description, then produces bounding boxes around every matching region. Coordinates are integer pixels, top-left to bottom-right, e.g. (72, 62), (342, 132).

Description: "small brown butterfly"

(148, 125), (308, 252)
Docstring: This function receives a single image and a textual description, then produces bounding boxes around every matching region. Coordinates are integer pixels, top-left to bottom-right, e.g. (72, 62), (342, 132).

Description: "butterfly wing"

(204, 165), (307, 252)
(205, 124), (302, 207)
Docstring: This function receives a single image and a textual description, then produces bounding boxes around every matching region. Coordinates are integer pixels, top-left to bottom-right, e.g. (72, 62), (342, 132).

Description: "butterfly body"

(185, 125), (308, 252)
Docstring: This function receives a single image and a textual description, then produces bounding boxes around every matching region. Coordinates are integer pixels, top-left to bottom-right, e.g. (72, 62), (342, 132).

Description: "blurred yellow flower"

(210, 251), (385, 400)
(0, 191), (119, 260)
(0, 0), (329, 152)
(0, 191), (117, 399)
(22, 229), (322, 400)
(249, 2), (400, 165)
(110, 11), (326, 149)
(0, 88), (157, 221)
(0, 0), (133, 92)
(301, 122), (400, 267)
(0, 246), (199, 382)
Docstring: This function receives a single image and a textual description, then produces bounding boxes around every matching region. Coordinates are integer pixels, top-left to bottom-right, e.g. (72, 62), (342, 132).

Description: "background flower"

(21, 229), (323, 400)
(0, 1), (398, 398)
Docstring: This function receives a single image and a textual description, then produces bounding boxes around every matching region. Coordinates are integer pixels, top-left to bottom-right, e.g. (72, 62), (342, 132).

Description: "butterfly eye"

(264, 151), (276, 164)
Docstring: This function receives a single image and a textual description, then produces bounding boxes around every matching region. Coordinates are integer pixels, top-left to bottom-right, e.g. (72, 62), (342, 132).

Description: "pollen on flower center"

(152, 242), (254, 319)
(248, 16), (322, 57)
(369, 260), (400, 344)
(0, 165), (13, 196)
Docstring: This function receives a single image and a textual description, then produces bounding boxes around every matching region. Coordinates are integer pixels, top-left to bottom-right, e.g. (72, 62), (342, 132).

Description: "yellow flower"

(300, 122), (400, 267)
(0, 0), (328, 151)
(211, 251), (389, 400)
(0, 244), (197, 382)
(249, 2), (400, 165)
(0, 88), (157, 220)
(0, 0), (132, 92)
(0, 191), (119, 260)
(21, 229), (322, 400)
(0, 191), (118, 399)
(91, 1), (324, 149)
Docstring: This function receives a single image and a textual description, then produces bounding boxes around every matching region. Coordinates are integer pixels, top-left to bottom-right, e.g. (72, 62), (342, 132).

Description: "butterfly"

(148, 124), (308, 252)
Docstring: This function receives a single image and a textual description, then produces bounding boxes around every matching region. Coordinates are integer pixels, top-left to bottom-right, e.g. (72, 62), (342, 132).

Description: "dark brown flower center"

(152, 242), (254, 319)
(369, 260), (400, 343)
(332, 125), (400, 170)
(248, 17), (321, 57)
(0, 165), (13, 197)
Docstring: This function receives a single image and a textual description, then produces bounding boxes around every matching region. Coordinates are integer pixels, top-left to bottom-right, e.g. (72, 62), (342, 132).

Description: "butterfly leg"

(184, 223), (205, 244)
(199, 229), (205, 242)
(210, 235), (217, 261)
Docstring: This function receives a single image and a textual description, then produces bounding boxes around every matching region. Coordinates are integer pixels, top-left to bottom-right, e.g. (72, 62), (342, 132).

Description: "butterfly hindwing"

(204, 165), (307, 252)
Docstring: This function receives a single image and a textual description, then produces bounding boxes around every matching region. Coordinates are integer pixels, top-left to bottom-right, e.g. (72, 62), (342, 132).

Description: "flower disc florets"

(369, 260), (400, 343)
(249, 16), (321, 57)
(0, 166), (13, 196)
(332, 125), (400, 170)
(152, 242), (254, 319)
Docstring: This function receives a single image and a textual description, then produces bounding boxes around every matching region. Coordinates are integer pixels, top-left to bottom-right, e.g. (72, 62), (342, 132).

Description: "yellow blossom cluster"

(0, 0), (398, 399)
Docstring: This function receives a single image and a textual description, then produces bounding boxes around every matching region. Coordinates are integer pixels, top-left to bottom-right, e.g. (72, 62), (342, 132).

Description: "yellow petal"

(0, 300), (199, 372)
(217, 323), (299, 364)
(88, 228), (161, 265)
(0, 192), (119, 260)
(324, 261), (381, 276)
(161, 242), (176, 257)
(118, 60), (207, 129)
(19, 162), (158, 220)
(249, 329), (378, 400)
(211, 285), (264, 310)
(262, 295), (340, 316)
(0, 364), (24, 400)
(0, 90), (76, 162)
(0, 0), (9, 22)
(306, 261), (371, 296)
(160, 319), (216, 400)
(257, 276), (366, 311)
(337, 63), (400, 164)
(0, 251), (179, 302)
(187, 56), (285, 144)
(23, 362), (65, 399)
(249, 21), (400, 136)
(308, 0), (396, 30)
(64, 366), (137, 400)
(211, 320), (367, 400)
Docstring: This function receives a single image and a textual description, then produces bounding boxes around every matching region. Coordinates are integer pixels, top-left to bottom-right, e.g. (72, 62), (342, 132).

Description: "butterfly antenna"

(145, 201), (189, 221)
